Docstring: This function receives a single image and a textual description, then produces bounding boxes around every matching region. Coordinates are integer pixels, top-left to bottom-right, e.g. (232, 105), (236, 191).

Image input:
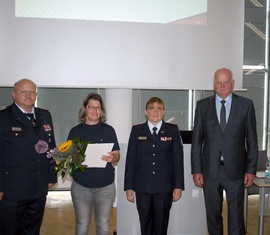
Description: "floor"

(40, 191), (116, 235)
(40, 191), (270, 235)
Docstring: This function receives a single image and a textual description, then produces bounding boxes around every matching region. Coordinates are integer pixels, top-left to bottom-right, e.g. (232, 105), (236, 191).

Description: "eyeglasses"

(86, 106), (101, 111)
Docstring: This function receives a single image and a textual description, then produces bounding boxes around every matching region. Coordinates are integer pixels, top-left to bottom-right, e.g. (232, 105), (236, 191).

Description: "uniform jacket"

(124, 121), (184, 193)
(0, 103), (57, 200)
(191, 93), (258, 181)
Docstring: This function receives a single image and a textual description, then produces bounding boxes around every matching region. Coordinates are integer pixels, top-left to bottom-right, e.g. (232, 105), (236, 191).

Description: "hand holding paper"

(84, 143), (114, 168)
(101, 152), (114, 162)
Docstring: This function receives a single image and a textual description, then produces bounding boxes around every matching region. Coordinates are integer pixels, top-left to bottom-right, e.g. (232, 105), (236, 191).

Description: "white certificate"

(84, 143), (114, 168)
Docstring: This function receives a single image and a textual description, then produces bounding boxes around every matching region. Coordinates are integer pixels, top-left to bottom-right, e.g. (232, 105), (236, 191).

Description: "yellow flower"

(58, 140), (72, 152)
(47, 137), (89, 178)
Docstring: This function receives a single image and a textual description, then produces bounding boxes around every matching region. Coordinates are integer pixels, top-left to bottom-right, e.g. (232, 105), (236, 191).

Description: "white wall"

(0, 0), (244, 90)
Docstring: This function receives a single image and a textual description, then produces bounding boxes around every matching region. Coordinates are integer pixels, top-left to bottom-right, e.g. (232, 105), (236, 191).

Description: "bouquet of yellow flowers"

(47, 137), (89, 178)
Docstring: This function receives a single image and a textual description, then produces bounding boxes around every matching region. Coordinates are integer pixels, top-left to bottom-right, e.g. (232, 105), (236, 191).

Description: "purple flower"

(35, 140), (49, 154)
(46, 148), (57, 159)
(46, 151), (52, 159)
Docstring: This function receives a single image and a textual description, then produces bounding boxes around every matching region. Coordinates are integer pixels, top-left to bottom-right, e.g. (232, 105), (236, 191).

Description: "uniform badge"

(160, 137), (172, 141)
(43, 124), (52, 131)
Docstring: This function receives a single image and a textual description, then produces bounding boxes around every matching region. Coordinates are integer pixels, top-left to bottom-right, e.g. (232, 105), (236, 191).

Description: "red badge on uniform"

(43, 124), (52, 131)
(160, 137), (172, 141)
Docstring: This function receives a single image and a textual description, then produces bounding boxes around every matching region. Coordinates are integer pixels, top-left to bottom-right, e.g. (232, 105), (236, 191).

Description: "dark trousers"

(136, 192), (173, 235)
(203, 166), (245, 235)
(0, 196), (46, 235)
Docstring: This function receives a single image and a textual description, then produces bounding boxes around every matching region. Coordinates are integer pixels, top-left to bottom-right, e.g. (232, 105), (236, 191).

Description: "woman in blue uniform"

(124, 97), (184, 235)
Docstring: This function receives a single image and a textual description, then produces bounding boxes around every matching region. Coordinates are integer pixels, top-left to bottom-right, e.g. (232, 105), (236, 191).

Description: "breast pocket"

(6, 129), (26, 150)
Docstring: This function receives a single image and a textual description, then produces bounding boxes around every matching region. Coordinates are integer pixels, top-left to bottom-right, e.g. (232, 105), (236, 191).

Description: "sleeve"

(124, 126), (137, 191)
(46, 111), (58, 183)
(0, 120), (5, 192)
(67, 128), (75, 141)
(108, 126), (120, 151)
(173, 124), (185, 190)
(191, 101), (203, 175)
(67, 125), (80, 141)
(245, 100), (258, 174)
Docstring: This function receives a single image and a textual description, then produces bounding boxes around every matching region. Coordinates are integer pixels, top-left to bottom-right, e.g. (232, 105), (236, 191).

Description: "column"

(105, 88), (133, 208)
(105, 88), (133, 143)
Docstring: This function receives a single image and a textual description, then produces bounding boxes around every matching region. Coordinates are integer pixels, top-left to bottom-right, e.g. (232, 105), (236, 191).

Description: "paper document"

(84, 143), (114, 168)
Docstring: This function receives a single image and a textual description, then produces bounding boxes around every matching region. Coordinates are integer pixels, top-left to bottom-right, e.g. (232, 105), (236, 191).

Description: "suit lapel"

(210, 96), (220, 128)
(224, 94), (237, 132)
(141, 122), (152, 140)
(11, 104), (44, 135)
(11, 103), (32, 127)
(159, 121), (167, 136)
(34, 108), (43, 133)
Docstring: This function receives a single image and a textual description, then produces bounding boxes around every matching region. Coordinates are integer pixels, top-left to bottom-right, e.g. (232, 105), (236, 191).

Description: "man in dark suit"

(0, 79), (57, 235)
(124, 97), (184, 235)
(191, 68), (258, 235)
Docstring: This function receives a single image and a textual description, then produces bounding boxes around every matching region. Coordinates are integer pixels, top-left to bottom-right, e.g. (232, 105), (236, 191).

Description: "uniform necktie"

(152, 127), (157, 141)
(220, 100), (226, 132)
(25, 113), (36, 128)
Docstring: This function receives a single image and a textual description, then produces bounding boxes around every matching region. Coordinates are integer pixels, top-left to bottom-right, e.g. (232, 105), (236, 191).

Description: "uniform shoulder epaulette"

(132, 123), (142, 127)
(36, 107), (49, 112)
(165, 122), (177, 126)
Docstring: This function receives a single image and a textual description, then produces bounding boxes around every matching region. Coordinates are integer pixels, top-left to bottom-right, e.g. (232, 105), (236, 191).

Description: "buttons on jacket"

(151, 139), (157, 175)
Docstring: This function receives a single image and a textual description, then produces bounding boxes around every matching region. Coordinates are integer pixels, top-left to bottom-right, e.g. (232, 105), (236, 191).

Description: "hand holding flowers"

(46, 137), (89, 178)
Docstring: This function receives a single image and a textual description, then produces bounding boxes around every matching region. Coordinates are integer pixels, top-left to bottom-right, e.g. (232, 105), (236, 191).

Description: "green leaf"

(61, 170), (65, 179)
(51, 137), (90, 179)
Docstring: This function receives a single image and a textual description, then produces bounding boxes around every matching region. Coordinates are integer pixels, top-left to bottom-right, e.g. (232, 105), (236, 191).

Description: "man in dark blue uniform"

(124, 97), (184, 235)
(0, 79), (57, 235)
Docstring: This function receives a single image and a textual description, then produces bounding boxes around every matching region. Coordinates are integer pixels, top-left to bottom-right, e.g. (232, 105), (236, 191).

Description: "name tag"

(12, 127), (22, 131)
(138, 136), (147, 140)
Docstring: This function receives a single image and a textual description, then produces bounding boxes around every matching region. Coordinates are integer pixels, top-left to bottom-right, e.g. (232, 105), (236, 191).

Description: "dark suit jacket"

(0, 103), (57, 200)
(124, 121), (184, 193)
(191, 93), (258, 181)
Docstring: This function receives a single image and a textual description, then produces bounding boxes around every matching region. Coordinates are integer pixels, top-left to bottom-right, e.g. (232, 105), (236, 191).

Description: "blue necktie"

(152, 127), (157, 141)
(25, 113), (36, 128)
